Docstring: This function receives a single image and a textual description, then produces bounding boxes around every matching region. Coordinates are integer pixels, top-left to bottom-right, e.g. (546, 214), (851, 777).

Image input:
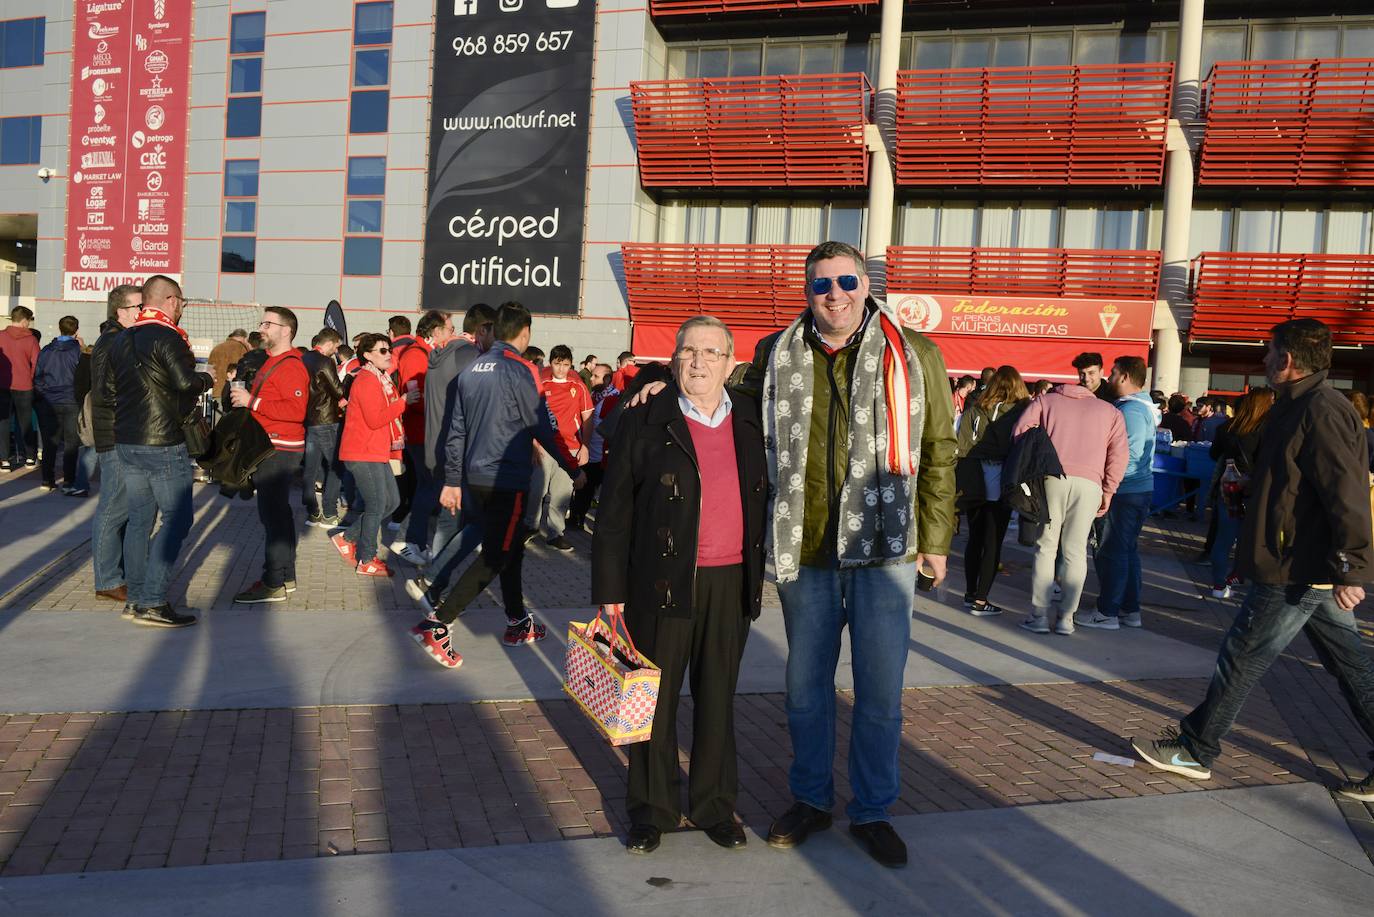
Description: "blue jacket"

(444, 341), (578, 490)
(1116, 391), (1158, 494)
(34, 337), (81, 406)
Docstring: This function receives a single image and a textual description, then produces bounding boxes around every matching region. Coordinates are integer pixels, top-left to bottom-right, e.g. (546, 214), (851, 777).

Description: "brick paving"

(0, 678), (1308, 877)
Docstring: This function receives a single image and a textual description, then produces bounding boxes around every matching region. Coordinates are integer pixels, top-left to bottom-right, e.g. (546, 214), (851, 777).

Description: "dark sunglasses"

(809, 274), (860, 296)
(371, 347), (391, 355)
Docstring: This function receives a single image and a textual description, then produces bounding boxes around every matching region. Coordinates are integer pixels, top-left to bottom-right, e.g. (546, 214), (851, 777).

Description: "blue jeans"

(1093, 490), (1151, 617)
(0, 388), (34, 463)
(1181, 583), (1374, 766)
(36, 400), (80, 485)
(302, 423), (341, 517)
(426, 490), (483, 593)
(118, 443), (195, 608)
(344, 460), (398, 564)
(776, 562), (916, 824)
(91, 449), (128, 591)
(1209, 504), (1243, 585)
(73, 445), (98, 491)
(403, 444), (439, 547)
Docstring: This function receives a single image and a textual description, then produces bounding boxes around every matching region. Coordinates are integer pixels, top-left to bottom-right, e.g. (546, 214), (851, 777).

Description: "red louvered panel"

(886, 247), (1161, 301)
(1198, 58), (1374, 186)
(650, 0), (875, 16)
(630, 74), (870, 188)
(621, 243), (811, 330)
(894, 63), (1173, 186)
(1190, 252), (1374, 345)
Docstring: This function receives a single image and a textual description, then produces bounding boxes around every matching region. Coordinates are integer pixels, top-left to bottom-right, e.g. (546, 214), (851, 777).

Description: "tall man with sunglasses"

(741, 242), (956, 866)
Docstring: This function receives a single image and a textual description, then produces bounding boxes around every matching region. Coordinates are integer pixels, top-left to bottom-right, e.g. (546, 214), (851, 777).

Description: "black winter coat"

(302, 349), (345, 427)
(106, 323), (212, 447)
(591, 385), (768, 622)
(88, 322), (123, 451)
(1002, 426), (1065, 524)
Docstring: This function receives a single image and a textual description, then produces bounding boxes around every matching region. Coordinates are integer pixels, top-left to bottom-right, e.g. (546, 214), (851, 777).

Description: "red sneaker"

(356, 557), (392, 577)
(411, 620), (462, 668)
(503, 616), (547, 646)
(331, 532), (357, 566)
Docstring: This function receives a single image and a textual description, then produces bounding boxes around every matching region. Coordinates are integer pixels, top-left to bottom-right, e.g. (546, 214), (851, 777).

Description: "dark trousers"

(391, 448), (415, 524)
(252, 449), (299, 588)
(436, 485), (528, 623)
(962, 499), (1013, 603)
(567, 463), (603, 526)
(36, 400), (80, 485)
(0, 388), (34, 463)
(1181, 583), (1374, 766)
(626, 564), (750, 831)
(302, 423), (341, 517)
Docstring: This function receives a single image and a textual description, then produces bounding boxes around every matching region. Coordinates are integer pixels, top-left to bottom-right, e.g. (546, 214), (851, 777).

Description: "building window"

(354, 2), (393, 46)
(344, 156), (385, 276)
(0, 115), (41, 165)
(227, 12), (265, 138)
(229, 12), (266, 55)
(0, 17), (45, 69)
(223, 160), (259, 273)
(350, 3), (392, 134)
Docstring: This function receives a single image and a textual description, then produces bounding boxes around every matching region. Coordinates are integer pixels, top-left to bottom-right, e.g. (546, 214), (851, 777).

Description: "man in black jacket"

(301, 328), (345, 526)
(106, 275), (214, 627)
(592, 316), (768, 856)
(88, 285), (142, 603)
(1133, 319), (1374, 800)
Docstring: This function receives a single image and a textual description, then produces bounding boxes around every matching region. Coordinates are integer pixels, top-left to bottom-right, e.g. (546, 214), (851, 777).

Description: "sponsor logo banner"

(888, 293), (1155, 342)
(422, 0), (596, 314)
(64, 0), (192, 301)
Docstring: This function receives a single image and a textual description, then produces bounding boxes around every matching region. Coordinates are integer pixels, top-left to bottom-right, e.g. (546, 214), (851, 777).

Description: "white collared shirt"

(679, 390), (733, 429)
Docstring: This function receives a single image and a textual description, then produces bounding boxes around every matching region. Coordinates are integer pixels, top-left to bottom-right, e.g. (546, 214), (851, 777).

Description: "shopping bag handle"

(596, 603), (645, 663)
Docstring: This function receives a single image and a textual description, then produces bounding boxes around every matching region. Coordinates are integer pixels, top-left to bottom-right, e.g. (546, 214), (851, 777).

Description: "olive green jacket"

(734, 306), (957, 567)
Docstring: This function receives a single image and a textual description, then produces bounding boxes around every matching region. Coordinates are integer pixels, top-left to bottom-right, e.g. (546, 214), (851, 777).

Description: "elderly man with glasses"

(740, 240), (956, 867)
(593, 315), (768, 856)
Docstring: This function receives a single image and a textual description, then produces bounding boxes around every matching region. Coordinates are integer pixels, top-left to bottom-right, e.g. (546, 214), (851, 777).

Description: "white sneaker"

(1074, 611), (1120, 631)
(405, 576), (438, 615)
(390, 541), (427, 567)
(1121, 611), (1143, 628)
(1210, 585), (1232, 599)
(1054, 614), (1075, 636)
(1019, 613), (1050, 635)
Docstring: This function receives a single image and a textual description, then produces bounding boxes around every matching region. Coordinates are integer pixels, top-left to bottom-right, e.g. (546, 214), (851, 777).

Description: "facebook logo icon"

(455, 0), (477, 14)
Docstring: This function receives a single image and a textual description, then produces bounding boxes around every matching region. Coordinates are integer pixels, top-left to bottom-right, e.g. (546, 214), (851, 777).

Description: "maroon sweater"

(685, 417), (743, 567)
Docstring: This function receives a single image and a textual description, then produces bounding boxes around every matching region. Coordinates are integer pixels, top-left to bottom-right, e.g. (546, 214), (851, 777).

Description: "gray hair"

(805, 240), (867, 281)
(674, 315), (734, 355)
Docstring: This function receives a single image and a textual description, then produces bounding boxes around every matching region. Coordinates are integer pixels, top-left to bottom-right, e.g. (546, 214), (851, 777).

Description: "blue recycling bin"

(1152, 451), (1184, 512)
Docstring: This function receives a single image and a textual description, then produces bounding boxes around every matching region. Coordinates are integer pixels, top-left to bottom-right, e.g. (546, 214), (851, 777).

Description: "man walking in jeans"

(232, 307), (309, 604)
(301, 328), (345, 528)
(89, 284), (142, 604)
(1077, 355), (1157, 631)
(1133, 319), (1374, 800)
(106, 275), (214, 626)
(410, 302), (584, 668)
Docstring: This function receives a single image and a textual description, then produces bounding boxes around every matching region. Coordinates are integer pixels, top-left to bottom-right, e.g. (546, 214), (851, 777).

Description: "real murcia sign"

(887, 293), (1155, 342)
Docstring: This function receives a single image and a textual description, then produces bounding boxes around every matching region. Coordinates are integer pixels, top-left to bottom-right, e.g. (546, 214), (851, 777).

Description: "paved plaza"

(0, 463), (1373, 915)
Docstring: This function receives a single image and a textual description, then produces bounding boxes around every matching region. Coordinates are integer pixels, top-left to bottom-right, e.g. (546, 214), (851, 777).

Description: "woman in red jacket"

(332, 333), (416, 576)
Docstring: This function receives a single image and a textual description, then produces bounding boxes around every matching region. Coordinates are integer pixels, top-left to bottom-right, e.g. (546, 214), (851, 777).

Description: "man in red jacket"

(391, 309), (454, 564)
(0, 306), (41, 471)
(231, 306), (309, 604)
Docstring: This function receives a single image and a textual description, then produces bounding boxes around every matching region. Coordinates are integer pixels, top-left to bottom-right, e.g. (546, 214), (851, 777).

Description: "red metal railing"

(630, 73), (871, 188)
(886, 246), (1162, 300)
(621, 243), (811, 328)
(1198, 58), (1374, 186)
(894, 63), (1174, 185)
(649, 0), (875, 16)
(1190, 251), (1374, 344)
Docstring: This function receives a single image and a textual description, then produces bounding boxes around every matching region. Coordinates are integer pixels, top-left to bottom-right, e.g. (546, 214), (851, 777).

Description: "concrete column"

(1153, 0), (1205, 393)
(862, 0), (903, 293)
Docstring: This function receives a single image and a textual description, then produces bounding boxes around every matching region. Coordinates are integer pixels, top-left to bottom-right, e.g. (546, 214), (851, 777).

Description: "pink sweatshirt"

(1013, 384), (1129, 495)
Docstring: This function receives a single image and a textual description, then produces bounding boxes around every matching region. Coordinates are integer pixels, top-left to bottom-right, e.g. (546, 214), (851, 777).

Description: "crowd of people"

(5, 240), (1373, 865)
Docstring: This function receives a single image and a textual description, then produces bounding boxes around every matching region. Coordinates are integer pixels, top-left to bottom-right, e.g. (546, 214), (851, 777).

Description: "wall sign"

(63, 0), (192, 300)
(423, 0), (596, 314)
(888, 293), (1155, 342)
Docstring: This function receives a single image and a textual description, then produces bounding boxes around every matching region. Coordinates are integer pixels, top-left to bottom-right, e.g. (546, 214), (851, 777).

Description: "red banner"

(63, 0), (192, 300)
(887, 293), (1155, 343)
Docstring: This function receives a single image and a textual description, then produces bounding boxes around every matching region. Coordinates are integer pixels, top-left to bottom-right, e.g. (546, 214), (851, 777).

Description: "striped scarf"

(762, 298), (926, 583)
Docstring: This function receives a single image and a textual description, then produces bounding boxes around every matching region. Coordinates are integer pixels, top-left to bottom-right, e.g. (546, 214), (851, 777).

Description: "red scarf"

(363, 362), (405, 453)
(132, 307), (188, 343)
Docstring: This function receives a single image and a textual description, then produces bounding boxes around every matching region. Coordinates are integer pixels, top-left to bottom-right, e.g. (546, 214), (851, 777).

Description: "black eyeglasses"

(809, 275), (860, 296)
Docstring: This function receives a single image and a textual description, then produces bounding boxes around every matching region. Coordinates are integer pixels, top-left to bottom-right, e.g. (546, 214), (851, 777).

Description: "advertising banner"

(887, 292), (1155, 342)
(423, 0), (597, 314)
(63, 0), (192, 301)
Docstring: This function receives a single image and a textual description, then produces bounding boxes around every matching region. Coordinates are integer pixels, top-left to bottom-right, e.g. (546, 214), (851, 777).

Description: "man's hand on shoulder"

(629, 381), (666, 408)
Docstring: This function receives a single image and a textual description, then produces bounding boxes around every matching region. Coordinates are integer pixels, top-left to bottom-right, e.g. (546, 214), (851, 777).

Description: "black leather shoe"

(766, 802), (832, 849)
(626, 824), (661, 855)
(848, 821), (908, 868)
(703, 819), (746, 850)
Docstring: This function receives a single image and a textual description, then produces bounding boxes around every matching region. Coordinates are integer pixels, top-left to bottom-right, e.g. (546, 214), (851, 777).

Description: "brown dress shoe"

(96, 585), (128, 603)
